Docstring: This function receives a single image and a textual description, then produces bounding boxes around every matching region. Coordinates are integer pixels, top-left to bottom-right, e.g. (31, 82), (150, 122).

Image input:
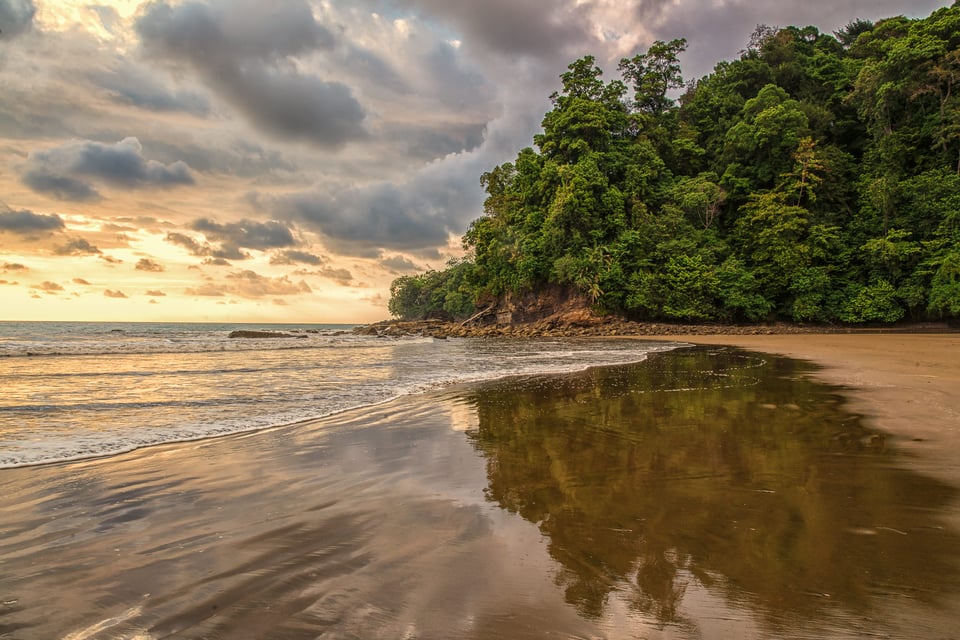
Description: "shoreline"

(655, 333), (960, 487)
(3, 333), (959, 637)
(359, 319), (960, 486)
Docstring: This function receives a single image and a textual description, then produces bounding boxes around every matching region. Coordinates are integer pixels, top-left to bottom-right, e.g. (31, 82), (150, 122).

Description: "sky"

(0, 0), (951, 323)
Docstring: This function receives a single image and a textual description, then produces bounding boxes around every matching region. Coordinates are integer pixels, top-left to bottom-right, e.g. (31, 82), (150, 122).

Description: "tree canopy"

(389, 4), (960, 324)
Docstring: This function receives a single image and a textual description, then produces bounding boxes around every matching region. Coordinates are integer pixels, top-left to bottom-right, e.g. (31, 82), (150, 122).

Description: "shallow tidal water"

(1, 346), (958, 639)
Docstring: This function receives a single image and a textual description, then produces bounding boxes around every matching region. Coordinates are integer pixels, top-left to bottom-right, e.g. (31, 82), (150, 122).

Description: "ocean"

(0, 321), (679, 468)
(3, 322), (960, 638)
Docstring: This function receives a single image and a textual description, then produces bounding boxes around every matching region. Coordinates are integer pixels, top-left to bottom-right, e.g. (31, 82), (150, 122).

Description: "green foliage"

(388, 4), (960, 325)
(928, 250), (960, 316)
(388, 259), (478, 321)
(840, 280), (905, 323)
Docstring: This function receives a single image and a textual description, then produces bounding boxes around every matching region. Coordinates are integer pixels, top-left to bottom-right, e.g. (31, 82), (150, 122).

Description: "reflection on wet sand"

(464, 347), (960, 637)
(0, 346), (958, 639)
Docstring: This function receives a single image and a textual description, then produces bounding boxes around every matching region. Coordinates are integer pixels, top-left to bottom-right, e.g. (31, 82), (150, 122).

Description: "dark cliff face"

(485, 285), (594, 326)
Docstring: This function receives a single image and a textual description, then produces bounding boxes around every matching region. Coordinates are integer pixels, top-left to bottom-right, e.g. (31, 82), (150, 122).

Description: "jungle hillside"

(388, 4), (960, 325)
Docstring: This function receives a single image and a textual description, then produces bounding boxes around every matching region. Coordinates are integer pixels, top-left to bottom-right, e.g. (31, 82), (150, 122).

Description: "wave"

(0, 333), (433, 358)
(0, 336), (684, 470)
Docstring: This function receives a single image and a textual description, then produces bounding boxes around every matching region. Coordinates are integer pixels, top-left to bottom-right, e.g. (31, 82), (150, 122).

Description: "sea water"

(0, 321), (678, 468)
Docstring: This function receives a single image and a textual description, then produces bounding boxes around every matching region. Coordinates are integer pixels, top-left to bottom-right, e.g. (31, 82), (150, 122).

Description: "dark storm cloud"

(380, 255), (420, 272)
(0, 0), (35, 39)
(392, 122), (488, 160)
(217, 66), (367, 147)
(0, 207), (65, 233)
(270, 250), (325, 266)
(340, 43), (411, 95)
(21, 172), (101, 202)
(137, 0), (334, 62)
(269, 130), (492, 257)
(191, 218), (297, 251)
(422, 41), (493, 109)
(140, 139), (298, 180)
(275, 185), (452, 256)
(91, 60), (211, 115)
(136, 0), (366, 148)
(395, 0), (590, 59)
(23, 138), (194, 201)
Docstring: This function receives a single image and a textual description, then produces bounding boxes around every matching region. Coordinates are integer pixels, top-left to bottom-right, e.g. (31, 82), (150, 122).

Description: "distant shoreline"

(355, 317), (957, 339)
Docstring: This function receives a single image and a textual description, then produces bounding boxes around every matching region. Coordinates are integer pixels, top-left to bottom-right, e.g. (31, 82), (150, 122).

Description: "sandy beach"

(2, 333), (959, 638)
(657, 333), (960, 486)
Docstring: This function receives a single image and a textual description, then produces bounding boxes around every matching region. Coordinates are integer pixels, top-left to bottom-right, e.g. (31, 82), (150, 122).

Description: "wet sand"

(656, 334), (960, 485)
(1, 339), (960, 638)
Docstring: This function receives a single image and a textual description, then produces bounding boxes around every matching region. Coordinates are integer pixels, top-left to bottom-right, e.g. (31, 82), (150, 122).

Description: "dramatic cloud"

(145, 289), (166, 297)
(90, 59), (211, 116)
(135, 258), (165, 272)
(165, 231), (246, 261)
(72, 278), (91, 285)
(165, 232), (208, 256)
(1, 262), (28, 271)
(165, 219), (297, 263)
(380, 255), (421, 272)
(392, 0), (592, 60)
(54, 238), (101, 256)
(191, 218), (296, 251)
(23, 138), (195, 201)
(104, 289), (128, 298)
(270, 149), (488, 256)
(0, 0), (35, 39)
(136, 0), (366, 148)
(0, 207), (64, 234)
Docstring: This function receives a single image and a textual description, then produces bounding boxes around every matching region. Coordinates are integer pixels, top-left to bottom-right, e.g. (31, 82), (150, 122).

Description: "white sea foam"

(0, 322), (680, 468)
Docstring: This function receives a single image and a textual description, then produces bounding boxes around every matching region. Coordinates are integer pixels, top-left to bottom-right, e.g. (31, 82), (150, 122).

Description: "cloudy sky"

(0, 0), (949, 323)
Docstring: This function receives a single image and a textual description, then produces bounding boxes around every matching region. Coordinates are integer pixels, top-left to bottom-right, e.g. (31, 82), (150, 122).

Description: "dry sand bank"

(654, 333), (960, 485)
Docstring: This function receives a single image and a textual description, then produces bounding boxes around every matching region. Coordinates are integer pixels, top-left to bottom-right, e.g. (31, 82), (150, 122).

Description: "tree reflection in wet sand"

(463, 346), (960, 634)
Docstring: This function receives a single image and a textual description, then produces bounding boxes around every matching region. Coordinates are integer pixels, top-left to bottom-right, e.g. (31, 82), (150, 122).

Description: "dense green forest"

(389, 4), (960, 324)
